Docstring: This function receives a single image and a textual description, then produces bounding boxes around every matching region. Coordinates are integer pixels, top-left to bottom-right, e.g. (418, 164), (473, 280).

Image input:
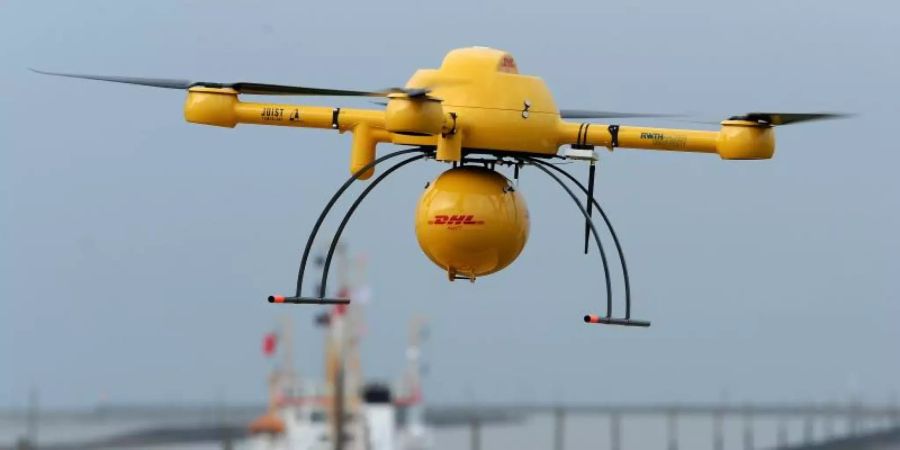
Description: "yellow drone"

(35, 46), (846, 327)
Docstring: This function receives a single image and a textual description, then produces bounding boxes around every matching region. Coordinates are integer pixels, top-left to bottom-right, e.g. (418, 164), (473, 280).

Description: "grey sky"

(1, 0), (898, 408)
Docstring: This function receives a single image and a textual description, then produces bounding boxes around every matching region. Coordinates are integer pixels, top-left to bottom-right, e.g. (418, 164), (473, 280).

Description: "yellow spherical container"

(415, 166), (529, 280)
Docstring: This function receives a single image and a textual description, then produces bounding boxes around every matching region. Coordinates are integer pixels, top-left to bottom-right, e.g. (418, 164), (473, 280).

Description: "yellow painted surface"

(436, 129), (463, 162)
(384, 96), (444, 135)
(350, 123), (377, 180)
(415, 166), (529, 279)
(716, 120), (776, 159)
(183, 47), (780, 177)
(558, 121), (718, 154)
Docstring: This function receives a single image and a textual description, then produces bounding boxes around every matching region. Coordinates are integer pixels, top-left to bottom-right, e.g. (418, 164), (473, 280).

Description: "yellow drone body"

(35, 47), (843, 325)
(179, 46), (781, 180)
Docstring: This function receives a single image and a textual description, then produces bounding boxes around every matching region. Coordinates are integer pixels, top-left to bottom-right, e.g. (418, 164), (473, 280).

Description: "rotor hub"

(384, 95), (444, 136)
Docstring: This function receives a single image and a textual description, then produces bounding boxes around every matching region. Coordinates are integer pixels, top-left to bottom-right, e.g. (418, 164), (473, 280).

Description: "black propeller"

(559, 109), (680, 119)
(675, 112), (851, 127)
(561, 110), (850, 125)
(30, 69), (433, 98)
(727, 112), (850, 125)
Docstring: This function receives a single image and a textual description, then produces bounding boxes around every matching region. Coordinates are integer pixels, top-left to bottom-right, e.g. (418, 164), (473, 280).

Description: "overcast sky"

(1, 0), (898, 409)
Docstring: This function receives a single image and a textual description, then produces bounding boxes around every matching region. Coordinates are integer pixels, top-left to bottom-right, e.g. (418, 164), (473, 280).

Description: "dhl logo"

(428, 214), (485, 226)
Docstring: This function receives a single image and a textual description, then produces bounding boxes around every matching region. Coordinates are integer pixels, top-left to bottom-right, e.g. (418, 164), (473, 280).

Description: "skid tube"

(268, 147), (434, 305)
(523, 156), (650, 327)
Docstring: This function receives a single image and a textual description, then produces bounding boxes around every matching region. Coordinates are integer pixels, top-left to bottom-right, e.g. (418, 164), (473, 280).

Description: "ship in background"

(244, 247), (433, 450)
(3, 244), (898, 450)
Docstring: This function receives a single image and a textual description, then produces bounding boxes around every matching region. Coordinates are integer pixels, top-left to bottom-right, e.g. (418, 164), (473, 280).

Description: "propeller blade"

(32, 69), (434, 98)
(227, 83), (431, 97)
(560, 109), (679, 119)
(728, 112), (850, 125)
(675, 119), (721, 126)
(226, 82), (386, 97)
(30, 69), (192, 90)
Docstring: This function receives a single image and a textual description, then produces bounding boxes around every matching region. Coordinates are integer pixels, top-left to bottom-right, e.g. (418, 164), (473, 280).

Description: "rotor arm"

(557, 120), (776, 160)
(184, 87), (386, 130)
(231, 102), (387, 132)
(559, 121), (717, 153)
(184, 87), (391, 178)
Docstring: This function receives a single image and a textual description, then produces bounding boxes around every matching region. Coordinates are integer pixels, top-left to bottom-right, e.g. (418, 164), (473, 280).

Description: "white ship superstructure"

(244, 249), (432, 450)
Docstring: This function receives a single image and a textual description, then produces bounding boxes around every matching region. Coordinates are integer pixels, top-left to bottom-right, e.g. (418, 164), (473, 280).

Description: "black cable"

(584, 162), (596, 254)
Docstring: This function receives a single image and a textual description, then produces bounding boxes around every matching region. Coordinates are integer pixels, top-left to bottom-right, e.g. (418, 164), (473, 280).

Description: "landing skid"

(268, 296), (350, 305)
(269, 148), (651, 328)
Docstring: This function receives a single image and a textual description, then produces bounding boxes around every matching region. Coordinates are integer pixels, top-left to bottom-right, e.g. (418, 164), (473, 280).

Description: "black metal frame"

(267, 146), (646, 326)
(318, 153), (430, 297)
(267, 147), (434, 305)
(524, 156), (649, 327)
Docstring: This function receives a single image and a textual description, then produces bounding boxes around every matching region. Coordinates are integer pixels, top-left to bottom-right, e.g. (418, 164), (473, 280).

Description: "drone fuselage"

(183, 47), (775, 179)
(33, 46), (843, 325)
